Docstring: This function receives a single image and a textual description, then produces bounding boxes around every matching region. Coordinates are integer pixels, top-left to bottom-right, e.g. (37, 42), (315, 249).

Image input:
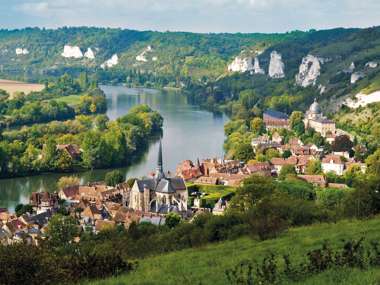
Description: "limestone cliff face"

(295, 55), (321, 87)
(61, 45), (83, 59)
(268, 51), (285, 79)
(228, 56), (254, 73)
(253, 57), (265, 74)
(366, 61), (378, 68)
(84, 48), (95, 59)
(351, 72), (365, 84)
(136, 45), (153, 62)
(100, 54), (118, 69)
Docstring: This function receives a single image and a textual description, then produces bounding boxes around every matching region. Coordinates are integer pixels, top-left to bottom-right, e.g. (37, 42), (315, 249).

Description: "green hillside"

(88, 217), (380, 285)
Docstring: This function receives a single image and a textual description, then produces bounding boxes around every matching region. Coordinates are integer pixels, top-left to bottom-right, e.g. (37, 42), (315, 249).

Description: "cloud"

(4, 0), (380, 32)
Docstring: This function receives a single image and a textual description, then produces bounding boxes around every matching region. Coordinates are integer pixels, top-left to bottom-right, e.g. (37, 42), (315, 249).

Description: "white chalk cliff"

(84, 48), (95, 59)
(268, 51), (285, 79)
(136, 45), (153, 62)
(228, 56), (254, 73)
(15, 48), (29, 55)
(351, 72), (365, 84)
(366, 61), (378, 68)
(61, 45), (83, 59)
(295, 55), (321, 87)
(253, 57), (265, 74)
(101, 54), (118, 69)
(345, 90), (380, 108)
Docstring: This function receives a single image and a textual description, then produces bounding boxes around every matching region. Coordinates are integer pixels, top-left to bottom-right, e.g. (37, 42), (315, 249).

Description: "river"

(0, 86), (228, 211)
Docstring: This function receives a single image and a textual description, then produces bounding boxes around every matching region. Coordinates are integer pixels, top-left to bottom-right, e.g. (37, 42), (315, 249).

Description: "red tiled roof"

(322, 155), (343, 164)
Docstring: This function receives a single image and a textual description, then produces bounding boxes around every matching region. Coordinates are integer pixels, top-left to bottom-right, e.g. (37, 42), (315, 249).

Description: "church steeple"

(156, 139), (164, 179)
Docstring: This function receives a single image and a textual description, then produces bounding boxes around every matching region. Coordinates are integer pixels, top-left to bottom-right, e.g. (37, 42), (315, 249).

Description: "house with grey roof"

(129, 141), (188, 214)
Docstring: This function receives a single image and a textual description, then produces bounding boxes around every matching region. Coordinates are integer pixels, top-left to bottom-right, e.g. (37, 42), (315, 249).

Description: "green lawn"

(87, 217), (380, 285)
(50, 94), (82, 106)
(187, 183), (236, 201)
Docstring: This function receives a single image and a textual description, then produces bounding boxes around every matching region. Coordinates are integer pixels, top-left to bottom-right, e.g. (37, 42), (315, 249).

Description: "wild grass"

(87, 217), (380, 285)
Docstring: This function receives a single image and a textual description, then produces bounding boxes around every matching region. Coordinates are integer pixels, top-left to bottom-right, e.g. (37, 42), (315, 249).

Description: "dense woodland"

(0, 74), (163, 177)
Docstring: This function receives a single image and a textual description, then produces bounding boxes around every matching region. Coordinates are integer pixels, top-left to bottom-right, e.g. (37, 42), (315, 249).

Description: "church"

(128, 141), (188, 214)
(304, 99), (336, 137)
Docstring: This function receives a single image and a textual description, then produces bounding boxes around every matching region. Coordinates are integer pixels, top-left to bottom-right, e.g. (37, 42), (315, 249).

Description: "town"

(0, 99), (366, 246)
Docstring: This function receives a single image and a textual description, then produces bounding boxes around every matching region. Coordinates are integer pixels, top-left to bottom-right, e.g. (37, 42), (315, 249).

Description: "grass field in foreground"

(87, 217), (380, 285)
(0, 79), (44, 97)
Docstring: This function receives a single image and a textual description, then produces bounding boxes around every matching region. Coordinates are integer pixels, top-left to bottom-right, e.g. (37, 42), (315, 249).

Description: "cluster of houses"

(0, 100), (365, 245)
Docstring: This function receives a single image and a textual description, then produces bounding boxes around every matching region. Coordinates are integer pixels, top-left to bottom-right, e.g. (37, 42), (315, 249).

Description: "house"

(29, 192), (59, 214)
(58, 185), (80, 202)
(129, 141), (188, 214)
(245, 162), (273, 176)
(270, 157), (298, 174)
(20, 211), (52, 228)
(295, 155), (316, 174)
(194, 176), (219, 185)
(209, 173), (248, 187)
(272, 132), (283, 144)
(322, 155), (345, 175)
(140, 214), (166, 226)
(113, 207), (142, 228)
(328, 183), (349, 189)
(81, 204), (109, 223)
(298, 175), (327, 188)
(56, 144), (81, 159)
(263, 109), (290, 130)
(176, 160), (202, 181)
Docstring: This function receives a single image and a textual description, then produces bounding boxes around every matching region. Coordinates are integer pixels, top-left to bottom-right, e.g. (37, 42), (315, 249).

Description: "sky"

(0, 0), (379, 33)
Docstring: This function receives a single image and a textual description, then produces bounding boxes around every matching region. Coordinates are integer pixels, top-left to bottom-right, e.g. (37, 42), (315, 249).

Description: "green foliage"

(46, 214), (79, 248)
(305, 159), (322, 175)
(105, 170), (125, 186)
(14, 203), (33, 217)
(165, 213), (181, 229)
(279, 165), (297, 180)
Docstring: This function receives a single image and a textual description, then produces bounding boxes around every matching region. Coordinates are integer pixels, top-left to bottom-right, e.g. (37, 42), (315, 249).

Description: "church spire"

(156, 139), (164, 179)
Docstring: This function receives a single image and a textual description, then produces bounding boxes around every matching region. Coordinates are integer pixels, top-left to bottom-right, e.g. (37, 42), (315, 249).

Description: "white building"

(322, 155), (345, 176)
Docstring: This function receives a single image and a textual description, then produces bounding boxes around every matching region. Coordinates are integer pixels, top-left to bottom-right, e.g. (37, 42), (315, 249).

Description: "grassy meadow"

(0, 79), (44, 97)
(87, 217), (380, 285)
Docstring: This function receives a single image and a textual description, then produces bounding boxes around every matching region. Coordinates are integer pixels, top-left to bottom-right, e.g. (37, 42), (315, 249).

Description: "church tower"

(155, 140), (165, 180)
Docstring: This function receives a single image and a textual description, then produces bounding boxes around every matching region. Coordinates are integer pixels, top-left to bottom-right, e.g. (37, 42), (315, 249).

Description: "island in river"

(0, 85), (228, 211)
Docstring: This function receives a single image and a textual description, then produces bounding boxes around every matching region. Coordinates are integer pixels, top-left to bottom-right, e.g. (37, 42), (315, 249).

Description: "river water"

(0, 86), (227, 211)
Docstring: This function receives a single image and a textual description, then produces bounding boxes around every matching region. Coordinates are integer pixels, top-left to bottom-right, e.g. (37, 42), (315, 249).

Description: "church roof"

(309, 99), (321, 114)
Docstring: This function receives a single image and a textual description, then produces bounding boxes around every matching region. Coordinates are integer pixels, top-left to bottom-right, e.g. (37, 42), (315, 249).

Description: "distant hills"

(0, 26), (379, 111)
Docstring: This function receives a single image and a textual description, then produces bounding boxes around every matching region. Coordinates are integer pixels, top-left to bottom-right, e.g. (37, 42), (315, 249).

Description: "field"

(52, 94), (83, 106)
(0, 79), (44, 97)
(187, 183), (237, 205)
(87, 217), (380, 285)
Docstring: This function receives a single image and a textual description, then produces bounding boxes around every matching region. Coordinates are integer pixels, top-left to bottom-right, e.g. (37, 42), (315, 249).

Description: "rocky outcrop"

(351, 72), (365, 84)
(15, 48), (29, 55)
(100, 54), (118, 69)
(253, 57), (265, 74)
(366, 61), (378, 68)
(295, 55), (321, 87)
(136, 45), (153, 62)
(61, 45), (83, 59)
(152, 56), (158, 61)
(228, 56), (254, 73)
(268, 51), (285, 79)
(84, 48), (95, 59)
(318, 84), (326, 94)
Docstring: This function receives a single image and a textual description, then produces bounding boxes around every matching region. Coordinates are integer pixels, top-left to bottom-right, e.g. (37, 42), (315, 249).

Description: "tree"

(165, 213), (181, 228)
(105, 170), (125, 186)
(57, 176), (80, 190)
(282, 149), (292, 159)
(126, 178), (137, 188)
(250, 117), (265, 134)
(289, 111), (305, 135)
(332, 135), (353, 152)
(366, 149), (380, 177)
(229, 176), (276, 212)
(15, 204), (33, 217)
(46, 214), (78, 247)
(234, 143), (255, 162)
(55, 150), (73, 171)
(305, 160), (322, 175)
(279, 165), (297, 180)
(265, 149), (280, 161)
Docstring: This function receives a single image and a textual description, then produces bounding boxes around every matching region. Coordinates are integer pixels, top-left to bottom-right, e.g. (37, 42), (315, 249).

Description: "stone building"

(304, 99), (336, 137)
(129, 141), (188, 214)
